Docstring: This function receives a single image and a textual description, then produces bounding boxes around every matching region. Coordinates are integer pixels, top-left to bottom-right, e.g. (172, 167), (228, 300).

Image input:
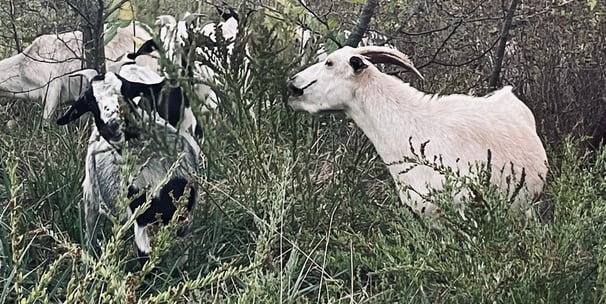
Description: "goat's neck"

(346, 73), (431, 165)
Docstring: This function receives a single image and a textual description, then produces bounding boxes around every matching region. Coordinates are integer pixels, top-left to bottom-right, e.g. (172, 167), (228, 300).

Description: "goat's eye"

(325, 60), (333, 67)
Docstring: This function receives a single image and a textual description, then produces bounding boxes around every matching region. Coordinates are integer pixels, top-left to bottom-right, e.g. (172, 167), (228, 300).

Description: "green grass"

(1, 8), (606, 303)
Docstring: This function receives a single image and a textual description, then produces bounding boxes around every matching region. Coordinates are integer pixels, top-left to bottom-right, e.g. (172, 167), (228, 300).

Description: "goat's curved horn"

(355, 46), (424, 80)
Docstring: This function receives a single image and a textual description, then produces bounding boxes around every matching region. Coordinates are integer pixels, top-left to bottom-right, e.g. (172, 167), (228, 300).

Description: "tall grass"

(1, 5), (605, 303)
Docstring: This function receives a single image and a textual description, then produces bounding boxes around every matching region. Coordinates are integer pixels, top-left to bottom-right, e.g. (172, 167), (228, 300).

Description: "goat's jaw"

(287, 97), (330, 115)
(288, 83), (304, 97)
(287, 79), (322, 113)
(287, 85), (346, 115)
(98, 119), (124, 146)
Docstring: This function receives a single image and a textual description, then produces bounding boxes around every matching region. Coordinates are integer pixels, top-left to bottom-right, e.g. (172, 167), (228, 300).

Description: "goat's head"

(57, 72), (126, 145)
(154, 13), (204, 65)
(214, 3), (239, 22)
(57, 65), (165, 145)
(287, 46), (423, 114)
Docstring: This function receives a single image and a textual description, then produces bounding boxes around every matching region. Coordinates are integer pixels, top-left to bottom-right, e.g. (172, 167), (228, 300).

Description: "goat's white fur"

(92, 73), (122, 124)
(127, 205), (152, 254)
(193, 12), (256, 118)
(194, 12), (240, 95)
(288, 46), (548, 217)
(155, 13), (202, 68)
(119, 63), (165, 85)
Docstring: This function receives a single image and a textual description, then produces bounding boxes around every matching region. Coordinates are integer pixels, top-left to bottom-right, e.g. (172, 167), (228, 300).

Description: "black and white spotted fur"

(57, 71), (199, 259)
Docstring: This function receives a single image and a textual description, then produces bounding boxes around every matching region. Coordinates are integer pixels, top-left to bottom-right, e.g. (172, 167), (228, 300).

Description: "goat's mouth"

(99, 120), (124, 145)
(288, 80), (316, 97)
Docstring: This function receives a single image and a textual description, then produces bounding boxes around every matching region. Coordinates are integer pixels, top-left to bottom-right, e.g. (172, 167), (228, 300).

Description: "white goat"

(56, 68), (200, 260)
(288, 46), (548, 218)
(0, 22), (154, 119)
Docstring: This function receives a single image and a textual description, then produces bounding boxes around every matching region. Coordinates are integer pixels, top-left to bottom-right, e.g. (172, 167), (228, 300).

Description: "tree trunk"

(345, 0), (379, 47)
(8, 0), (22, 53)
(488, 0), (520, 91)
(80, 0), (106, 72)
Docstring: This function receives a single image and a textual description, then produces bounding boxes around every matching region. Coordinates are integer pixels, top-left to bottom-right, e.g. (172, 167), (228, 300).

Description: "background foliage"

(0, 0), (605, 303)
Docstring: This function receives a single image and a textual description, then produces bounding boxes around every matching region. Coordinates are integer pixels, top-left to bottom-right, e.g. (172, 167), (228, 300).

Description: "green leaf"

(118, 2), (135, 21)
(327, 17), (340, 30)
(104, 25), (118, 46)
(588, 0), (597, 10)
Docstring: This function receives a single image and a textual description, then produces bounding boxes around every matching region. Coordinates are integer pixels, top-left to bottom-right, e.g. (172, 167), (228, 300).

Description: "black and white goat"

(57, 68), (200, 259)
(113, 63), (203, 139)
(126, 8), (242, 114)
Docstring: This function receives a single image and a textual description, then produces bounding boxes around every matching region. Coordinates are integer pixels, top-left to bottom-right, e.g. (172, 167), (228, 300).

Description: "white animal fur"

(156, 12), (223, 113)
(0, 22), (154, 119)
(288, 46), (548, 217)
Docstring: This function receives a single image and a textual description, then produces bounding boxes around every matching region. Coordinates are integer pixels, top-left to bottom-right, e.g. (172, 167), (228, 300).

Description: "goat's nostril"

(288, 83), (304, 97)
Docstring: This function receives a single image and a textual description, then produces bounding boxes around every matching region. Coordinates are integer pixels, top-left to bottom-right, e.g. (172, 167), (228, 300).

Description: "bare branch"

(64, 0), (94, 27)
(8, 0), (22, 52)
(417, 19), (464, 69)
(420, 36), (500, 69)
(398, 22), (453, 37)
(296, 0), (329, 30)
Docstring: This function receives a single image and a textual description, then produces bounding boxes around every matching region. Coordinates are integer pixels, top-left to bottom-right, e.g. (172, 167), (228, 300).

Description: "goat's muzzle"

(288, 79), (316, 98)
(99, 119), (124, 145)
(288, 82), (304, 97)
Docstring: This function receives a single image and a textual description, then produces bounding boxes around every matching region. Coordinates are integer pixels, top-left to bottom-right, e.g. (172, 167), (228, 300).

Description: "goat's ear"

(226, 7), (239, 21)
(119, 64), (164, 86)
(115, 73), (162, 101)
(127, 39), (158, 60)
(156, 15), (176, 26)
(216, 3), (239, 21)
(349, 56), (368, 74)
(56, 97), (91, 125)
